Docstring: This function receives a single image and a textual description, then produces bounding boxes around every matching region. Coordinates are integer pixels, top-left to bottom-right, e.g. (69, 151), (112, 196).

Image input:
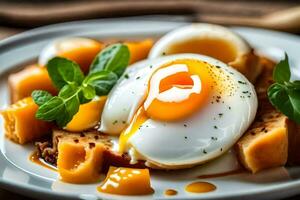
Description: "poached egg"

(100, 54), (257, 169)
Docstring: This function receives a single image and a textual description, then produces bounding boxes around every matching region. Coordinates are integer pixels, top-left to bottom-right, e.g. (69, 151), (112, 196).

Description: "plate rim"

(0, 17), (300, 200)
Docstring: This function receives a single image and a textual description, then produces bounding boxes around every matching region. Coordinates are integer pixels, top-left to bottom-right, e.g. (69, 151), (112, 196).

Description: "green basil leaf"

(289, 81), (300, 90)
(82, 85), (96, 100)
(34, 43), (130, 127)
(55, 108), (72, 128)
(36, 97), (64, 121)
(59, 82), (91, 104)
(31, 90), (53, 106)
(63, 92), (80, 121)
(58, 84), (81, 126)
(58, 83), (79, 99)
(47, 57), (84, 89)
(89, 43), (129, 77)
(287, 89), (300, 124)
(78, 90), (92, 104)
(36, 84), (81, 127)
(84, 71), (118, 96)
(273, 53), (290, 84)
(268, 83), (300, 124)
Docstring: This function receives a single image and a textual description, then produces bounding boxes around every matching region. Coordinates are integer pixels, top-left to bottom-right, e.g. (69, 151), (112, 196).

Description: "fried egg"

(101, 54), (257, 168)
(148, 24), (261, 83)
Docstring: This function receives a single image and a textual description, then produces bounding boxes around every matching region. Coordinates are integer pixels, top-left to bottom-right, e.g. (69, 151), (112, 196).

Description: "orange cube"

(1, 97), (52, 144)
(98, 167), (153, 195)
(40, 38), (104, 73)
(9, 65), (57, 103)
(125, 39), (154, 64)
(65, 96), (107, 132)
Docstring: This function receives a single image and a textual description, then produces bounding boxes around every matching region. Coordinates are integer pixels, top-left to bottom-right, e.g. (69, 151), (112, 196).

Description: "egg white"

(99, 58), (160, 135)
(148, 23), (251, 60)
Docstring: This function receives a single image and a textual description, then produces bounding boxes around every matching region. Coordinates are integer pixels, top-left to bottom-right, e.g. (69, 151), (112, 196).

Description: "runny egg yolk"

(144, 59), (212, 121)
(119, 59), (214, 153)
(119, 107), (148, 153)
(97, 167), (153, 195)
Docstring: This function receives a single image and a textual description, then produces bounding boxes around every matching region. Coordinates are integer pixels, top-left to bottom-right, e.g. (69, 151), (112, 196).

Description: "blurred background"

(0, 0), (299, 199)
(0, 0), (300, 40)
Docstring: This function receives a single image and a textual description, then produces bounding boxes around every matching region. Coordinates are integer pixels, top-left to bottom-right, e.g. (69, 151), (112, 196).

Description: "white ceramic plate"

(0, 17), (300, 200)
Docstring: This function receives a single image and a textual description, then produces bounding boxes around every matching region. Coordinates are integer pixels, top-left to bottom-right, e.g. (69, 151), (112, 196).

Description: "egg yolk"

(119, 59), (214, 154)
(98, 167), (154, 195)
(144, 59), (212, 121)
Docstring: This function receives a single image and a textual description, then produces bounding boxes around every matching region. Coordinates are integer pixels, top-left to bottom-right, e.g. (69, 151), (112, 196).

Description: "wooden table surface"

(0, 0), (300, 200)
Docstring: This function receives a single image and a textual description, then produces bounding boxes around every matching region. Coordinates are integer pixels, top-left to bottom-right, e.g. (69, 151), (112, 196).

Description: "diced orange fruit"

(9, 65), (57, 103)
(98, 167), (153, 195)
(125, 39), (154, 64)
(49, 38), (104, 73)
(1, 97), (52, 144)
(65, 96), (107, 132)
(57, 141), (105, 184)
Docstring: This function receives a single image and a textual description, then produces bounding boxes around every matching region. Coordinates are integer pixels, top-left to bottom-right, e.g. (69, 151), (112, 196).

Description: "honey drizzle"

(164, 189), (178, 196)
(185, 181), (216, 193)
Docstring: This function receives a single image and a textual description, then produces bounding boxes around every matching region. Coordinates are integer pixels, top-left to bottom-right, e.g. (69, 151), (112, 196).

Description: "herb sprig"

(268, 53), (300, 124)
(32, 43), (130, 127)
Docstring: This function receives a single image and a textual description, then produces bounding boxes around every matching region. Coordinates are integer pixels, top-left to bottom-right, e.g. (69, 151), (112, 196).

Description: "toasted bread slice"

(52, 129), (145, 169)
(288, 124), (300, 165)
(236, 57), (298, 173)
(53, 129), (112, 183)
(230, 51), (262, 84)
(37, 129), (145, 183)
(37, 129), (111, 166)
(236, 110), (290, 173)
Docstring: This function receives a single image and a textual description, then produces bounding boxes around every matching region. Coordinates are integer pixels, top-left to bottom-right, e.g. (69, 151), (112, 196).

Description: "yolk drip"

(144, 59), (213, 121)
(119, 107), (148, 153)
(98, 167), (154, 195)
(166, 38), (237, 63)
